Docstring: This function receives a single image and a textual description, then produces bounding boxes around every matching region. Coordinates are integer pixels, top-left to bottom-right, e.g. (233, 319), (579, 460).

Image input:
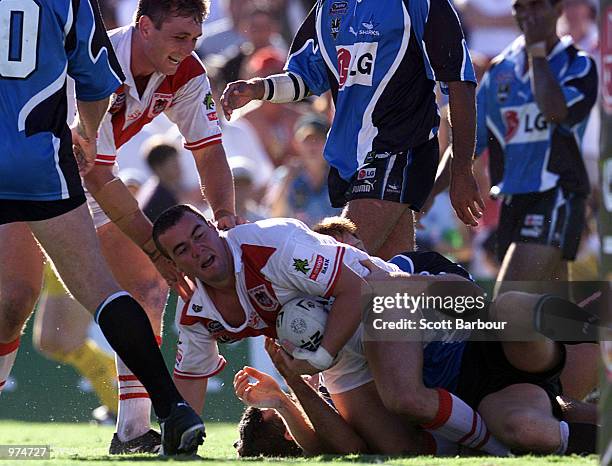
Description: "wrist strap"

(527, 41), (547, 58)
(308, 347), (335, 371)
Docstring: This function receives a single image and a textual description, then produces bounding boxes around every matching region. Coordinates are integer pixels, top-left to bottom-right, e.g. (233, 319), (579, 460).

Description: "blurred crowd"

(95, 0), (601, 281)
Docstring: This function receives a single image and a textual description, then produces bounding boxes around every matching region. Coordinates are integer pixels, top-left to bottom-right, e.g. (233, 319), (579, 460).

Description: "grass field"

(0, 421), (598, 465)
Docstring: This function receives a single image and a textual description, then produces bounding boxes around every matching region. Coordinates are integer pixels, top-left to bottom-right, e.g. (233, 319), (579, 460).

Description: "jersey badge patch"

(148, 93), (173, 118)
(247, 284), (280, 312)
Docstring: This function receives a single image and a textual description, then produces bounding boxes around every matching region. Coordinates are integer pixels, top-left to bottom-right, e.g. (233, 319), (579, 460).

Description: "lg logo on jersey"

(502, 103), (549, 144)
(336, 42), (377, 89)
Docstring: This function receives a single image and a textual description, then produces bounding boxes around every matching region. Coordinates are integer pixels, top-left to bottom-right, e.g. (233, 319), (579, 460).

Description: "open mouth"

(201, 256), (214, 269)
(168, 56), (181, 65)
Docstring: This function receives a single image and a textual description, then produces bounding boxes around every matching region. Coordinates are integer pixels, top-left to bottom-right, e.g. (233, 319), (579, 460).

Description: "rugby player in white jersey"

(0, 0), (239, 454)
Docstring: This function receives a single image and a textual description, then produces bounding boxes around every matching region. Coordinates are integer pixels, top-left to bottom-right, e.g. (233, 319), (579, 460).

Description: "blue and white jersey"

(389, 250), (470, 392)
(476, 36), (597, 196)
(286, 0), (476, 181)
(0, 0), (123, 201)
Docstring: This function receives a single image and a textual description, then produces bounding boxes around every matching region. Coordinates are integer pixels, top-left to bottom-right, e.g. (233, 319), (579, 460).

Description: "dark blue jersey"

(389, 250), (471, 392)
(286, 0), (476, 181)
(0, 0), (123, 201)
(476, 36), (597, 195)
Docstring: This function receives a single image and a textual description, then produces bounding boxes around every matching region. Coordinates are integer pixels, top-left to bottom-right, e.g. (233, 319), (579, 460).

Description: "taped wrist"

(307, 346), (335, 371)
(261, 72), (309, 103)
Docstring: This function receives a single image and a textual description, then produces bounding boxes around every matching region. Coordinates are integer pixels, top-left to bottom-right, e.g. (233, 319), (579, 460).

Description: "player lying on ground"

(152, 205), (602, 454)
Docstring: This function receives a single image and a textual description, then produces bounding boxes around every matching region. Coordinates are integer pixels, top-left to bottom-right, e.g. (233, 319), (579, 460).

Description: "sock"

(0, 338), (20, 394)
(53, 339), (118, 415)
(96, 292), (181, 420)
(422, 430), (460, 456)
(421, 388), (509, 456)
(115, 336), (162, 442)
(564, 422), (597, 455)
(533, 295), (601, 342)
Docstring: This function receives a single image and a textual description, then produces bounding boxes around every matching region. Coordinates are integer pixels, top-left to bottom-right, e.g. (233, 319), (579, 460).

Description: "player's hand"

(449, 165), (484, 227)
(280, 340), (332, 375)
(359, 259), (392, 282)
(151, 254), (192, 301)
(215, 212), (247, 230)
(71, 123), (96, 176)
(520, 7), (557, 46)
(220, 80), (263, 121)
(233, 366), (285, 409)
(264, 337), (303, 383)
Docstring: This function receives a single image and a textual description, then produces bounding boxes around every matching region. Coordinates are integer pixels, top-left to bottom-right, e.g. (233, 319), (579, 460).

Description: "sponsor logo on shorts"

(520, 226), (543, 238)
(385, 183), (401, 194)
(357, 168), (376, 180)
(524, 214), (544, 227)
(309, 254), (330, 281)
(352, 179), (375, 194)
(292, 258), (310, 274)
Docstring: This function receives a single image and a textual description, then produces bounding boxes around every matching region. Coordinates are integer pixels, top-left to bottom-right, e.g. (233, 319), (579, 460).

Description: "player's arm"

(266, 339), (368, 454)
(175, 377), (207, 414)
(72, 98), (111, 175)
(83, 165), (190, 297)
(191, 143), (237, 229)
(220, 3), (328, 120)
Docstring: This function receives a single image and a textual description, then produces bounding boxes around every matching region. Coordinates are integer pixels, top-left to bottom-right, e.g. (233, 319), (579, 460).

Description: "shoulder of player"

(561, 45), (597, 79)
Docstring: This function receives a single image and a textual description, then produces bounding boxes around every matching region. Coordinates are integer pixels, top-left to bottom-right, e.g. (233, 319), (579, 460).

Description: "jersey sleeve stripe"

(184, 134), (222, 150)
(324, 246), (345, 298)
(288, 72), (300, 101)
(173, 357), (227, 379)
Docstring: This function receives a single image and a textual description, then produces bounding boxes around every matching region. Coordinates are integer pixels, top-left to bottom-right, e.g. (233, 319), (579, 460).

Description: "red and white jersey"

(173, 218), (399, 380)
(95, 25), (222, 166)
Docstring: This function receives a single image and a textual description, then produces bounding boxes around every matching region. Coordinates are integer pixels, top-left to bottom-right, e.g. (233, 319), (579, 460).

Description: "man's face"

(512, 0), (560, 32)
(140, 15), (202, 75)
(335, 231), (366, 252)
(157, 213), (232, 283)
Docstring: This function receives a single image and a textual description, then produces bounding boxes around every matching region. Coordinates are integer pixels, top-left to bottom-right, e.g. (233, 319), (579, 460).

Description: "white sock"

(556, 421), (570, 454)
(422, 388), (510, 456)
(115, 355), (151, 442)
(423, 431), (461, 456)
(0, 338), (20, 394)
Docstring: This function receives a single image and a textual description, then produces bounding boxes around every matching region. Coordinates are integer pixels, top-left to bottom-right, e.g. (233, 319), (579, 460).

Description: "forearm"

(75, 98), (111, 138)
(174, 377), (207, 415)
(287, 377), (367, 454)
(192, 144), (236, 219)
(447, 81), (477, 171)
(529, 55), (568, 122)
(276, 393), (325, 455)
(319, 292), (362, 358)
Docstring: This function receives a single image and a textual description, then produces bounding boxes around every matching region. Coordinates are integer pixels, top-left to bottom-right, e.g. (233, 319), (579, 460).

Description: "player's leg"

(343, 199), (413, 259)
(332, 381), (443, 455)
(27, 203), (204, 454)
(363, 337), (507, 455)
(478, 383), (595, 454)
(97, 221), (168, 448)
(561, 343), (599, 400)
(32, 267), (118, 419)
(0, 223), (45, 394)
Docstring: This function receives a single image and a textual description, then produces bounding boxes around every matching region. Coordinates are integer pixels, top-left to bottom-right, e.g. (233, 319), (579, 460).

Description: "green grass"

(0, 421), (597, 465)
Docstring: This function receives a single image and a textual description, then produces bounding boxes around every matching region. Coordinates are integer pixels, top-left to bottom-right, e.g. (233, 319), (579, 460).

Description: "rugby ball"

(276, 296), (330, 352)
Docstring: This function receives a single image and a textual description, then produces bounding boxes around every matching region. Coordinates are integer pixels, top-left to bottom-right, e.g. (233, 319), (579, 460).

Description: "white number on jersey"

(0, 0), (40, 79)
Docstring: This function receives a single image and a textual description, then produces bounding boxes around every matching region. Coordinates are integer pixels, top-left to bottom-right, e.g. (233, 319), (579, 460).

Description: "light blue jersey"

(285, 0), (475, 181)
(476, 36), (597, 195)
(0, 0), (123, 201)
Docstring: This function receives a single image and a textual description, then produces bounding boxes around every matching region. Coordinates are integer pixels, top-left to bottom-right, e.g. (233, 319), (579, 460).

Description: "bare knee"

(127, 278), (167, 322)
(500, 409), (559, 453)
(380, 387), (432, 424)
(0, 284), (40, 341)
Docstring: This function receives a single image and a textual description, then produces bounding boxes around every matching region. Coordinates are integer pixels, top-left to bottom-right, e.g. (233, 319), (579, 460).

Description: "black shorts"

(0, 195), (86, 225)
(455, 341), (565, 419)
(328, 137), (439, 210)
(496, 186), (586, 262)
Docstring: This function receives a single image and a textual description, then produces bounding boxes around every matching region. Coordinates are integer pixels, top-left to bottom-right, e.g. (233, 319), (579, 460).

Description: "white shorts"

(322, 325), (373, 395)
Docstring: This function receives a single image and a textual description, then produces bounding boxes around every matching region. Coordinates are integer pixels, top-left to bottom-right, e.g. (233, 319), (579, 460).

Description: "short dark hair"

(152, 204), (207, 258)
(144, 143), (178, 171)
(135, 0), (209, 28)
(235, 407), (303, 457)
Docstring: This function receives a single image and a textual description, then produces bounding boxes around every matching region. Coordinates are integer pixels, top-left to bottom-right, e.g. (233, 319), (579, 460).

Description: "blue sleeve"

(66, 0), (124, 101)
(475, 72), (490, 156)
(285, 3), (330, 96)
(560, 54), (598, 127)
(410, 0), (476, 87)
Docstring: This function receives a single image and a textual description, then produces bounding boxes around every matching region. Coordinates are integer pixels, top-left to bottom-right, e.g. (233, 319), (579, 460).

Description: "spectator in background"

(230, 157), (269, 222)
(137, 139), (185, 222)
(268, 115), (340, 225)
(455, 0), (520, 58)
(196, 0), (251, 58)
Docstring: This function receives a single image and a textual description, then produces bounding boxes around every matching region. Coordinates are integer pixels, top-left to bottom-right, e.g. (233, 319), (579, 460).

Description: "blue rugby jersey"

(0, 0), (123, 201)
(389, 251), (471, 393)
(476, 36), (597, 196)
(285, 0), (476, 181)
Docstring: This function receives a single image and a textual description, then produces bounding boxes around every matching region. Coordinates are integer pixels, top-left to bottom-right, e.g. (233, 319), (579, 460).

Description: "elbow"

(543, 107), (568, 124)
